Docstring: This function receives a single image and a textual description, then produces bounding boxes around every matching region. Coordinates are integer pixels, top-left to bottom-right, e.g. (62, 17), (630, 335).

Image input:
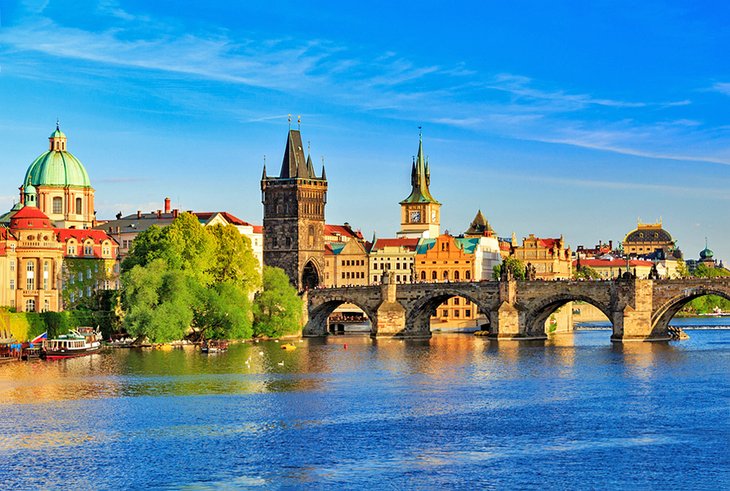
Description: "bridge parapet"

(303, 277), (730, 342)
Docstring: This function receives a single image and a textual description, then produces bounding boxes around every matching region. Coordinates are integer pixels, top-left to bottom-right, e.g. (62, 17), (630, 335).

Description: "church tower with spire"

(261, 127), (328, 290)
(396, 132), (441, 238)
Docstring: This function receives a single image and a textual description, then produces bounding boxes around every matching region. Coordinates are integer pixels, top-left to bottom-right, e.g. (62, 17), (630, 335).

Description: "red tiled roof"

(194, 211), (253, 227)
(56, 229), (116, 244)
(9, 206), (52, 229)
(11, 206), (50, 220)
(371, 238), (419, 251)
(252, 225), (263, 234)
(537, 238), (560, 249)
(499, 241), (511, 251)
(325, 224), (363, 240)
(574, 259), (654, 268)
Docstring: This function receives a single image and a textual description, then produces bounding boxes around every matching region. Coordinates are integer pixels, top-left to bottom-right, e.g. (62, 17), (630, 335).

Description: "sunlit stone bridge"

(303, 273), (730, 342)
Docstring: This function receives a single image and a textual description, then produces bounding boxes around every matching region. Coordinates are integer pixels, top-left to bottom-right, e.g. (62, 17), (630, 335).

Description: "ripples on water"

(1, 328), (729, 489)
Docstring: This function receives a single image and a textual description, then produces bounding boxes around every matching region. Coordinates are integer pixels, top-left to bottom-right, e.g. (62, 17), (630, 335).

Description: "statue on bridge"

(525, 262), (537, 281)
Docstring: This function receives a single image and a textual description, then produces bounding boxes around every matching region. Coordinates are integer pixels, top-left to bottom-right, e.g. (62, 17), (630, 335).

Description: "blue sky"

(1, 0), (729, 261)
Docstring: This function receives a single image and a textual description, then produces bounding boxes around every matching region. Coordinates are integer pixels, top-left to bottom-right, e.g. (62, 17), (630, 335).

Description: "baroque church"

(0, 125), (118, 313)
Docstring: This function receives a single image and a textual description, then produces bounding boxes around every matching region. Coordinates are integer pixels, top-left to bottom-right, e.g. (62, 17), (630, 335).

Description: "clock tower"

(396, 133), (441, 238)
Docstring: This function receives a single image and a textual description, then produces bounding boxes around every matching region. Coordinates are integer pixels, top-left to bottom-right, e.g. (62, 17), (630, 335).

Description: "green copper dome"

(23, 126), (92, 188)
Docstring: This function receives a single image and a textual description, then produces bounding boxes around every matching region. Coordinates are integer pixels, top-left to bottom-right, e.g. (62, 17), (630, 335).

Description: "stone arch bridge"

(303, 274), (730, 342)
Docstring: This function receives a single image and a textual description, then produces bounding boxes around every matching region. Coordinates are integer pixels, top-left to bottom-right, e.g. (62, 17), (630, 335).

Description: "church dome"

(23, 125), (92, 188)
(700, 247), (714, 260)
(623, 225), (672, 243)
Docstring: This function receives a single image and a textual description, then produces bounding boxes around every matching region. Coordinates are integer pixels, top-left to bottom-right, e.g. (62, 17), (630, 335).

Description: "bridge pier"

(373, 272), (429, 339)
(611, 279), (670, 342)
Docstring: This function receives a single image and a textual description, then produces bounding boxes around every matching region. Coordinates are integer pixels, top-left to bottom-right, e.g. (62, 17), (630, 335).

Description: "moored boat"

(201, 340), (228, 354)
(42, 327), (102, 360)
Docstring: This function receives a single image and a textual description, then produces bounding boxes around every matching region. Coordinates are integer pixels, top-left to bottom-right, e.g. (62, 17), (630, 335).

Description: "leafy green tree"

(492, 257), (526, 280)
(693, 263), (730, 278)
(207, 224), (261, 291)
(122, 259), (195, 342)
(673, 259), (689, 278)
(253, 266), (303, 338)
(120, 214), (261, 342)
(573, 265), (601, 280)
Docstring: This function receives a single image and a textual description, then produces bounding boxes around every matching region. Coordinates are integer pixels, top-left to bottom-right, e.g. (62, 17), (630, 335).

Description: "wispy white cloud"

(1, 1), (726, 169)
(711, 82), (730, 96)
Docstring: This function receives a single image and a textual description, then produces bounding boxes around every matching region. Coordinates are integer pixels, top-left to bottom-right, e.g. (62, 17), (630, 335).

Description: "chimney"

(172, 209), (179, 218)
(609, 240), (613, 250)
(164, 197), (171, 214)
(137, 210), (141, 219)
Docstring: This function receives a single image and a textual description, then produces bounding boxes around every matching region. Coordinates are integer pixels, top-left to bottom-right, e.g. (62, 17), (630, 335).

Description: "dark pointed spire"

(261, 155), (267, 180)
(279, 129), (309, 178)
(401, 129), (438, 205)
(306, 153), (315, 178)
(321, 160), (327, 181)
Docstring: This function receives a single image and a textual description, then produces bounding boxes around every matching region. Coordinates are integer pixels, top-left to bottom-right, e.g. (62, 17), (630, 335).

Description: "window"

(25, 299), (35, 312)
(431, 271), (437, 280)
(84, 245), (93, 256)
(454, 310), (460, 318)
(9, 279), (14, 290)
(420, 271), (426, 280)
(75, 197), (82, 215)
(86, 286), (92, 297)
(465, 271), (471, 280)
(9, 260), (14, 272)
(454, 271), (460, 280)
(26, 262), (34, 273)
(53, 197), (63, 214)
(87, 269), (92, 279)
(43, 298), (50, 312)
(27, 276), (35, 290)
(454, 298), (460, 305)
(466, 310), (472, 317)
(68, 245), (77, 256)
(443, 271), (449, 280)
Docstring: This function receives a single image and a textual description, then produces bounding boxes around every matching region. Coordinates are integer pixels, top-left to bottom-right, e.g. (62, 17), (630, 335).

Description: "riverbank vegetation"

(121, 213), (301, 343)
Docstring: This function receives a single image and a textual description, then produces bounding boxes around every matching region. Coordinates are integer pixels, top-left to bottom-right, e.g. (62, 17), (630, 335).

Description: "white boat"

(42, 327), (102, 359)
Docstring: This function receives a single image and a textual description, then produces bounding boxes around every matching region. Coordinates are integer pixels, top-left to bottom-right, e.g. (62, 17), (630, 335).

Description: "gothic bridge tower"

(261, 128), (327, 290)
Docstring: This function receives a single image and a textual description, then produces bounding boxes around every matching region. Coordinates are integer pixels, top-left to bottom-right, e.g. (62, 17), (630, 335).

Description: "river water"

(1, 319), (729, 489)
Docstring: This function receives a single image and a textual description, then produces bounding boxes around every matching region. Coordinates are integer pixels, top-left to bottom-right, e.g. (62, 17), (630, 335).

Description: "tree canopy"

(121, 213), (260, 342)
(252, 266), (303, 338)
(493, 257), (526, 280)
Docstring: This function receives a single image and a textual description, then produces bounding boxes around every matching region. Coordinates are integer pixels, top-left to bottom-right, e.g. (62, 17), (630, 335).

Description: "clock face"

(431, 210), (437, 223)
(410, 210), (421, 223)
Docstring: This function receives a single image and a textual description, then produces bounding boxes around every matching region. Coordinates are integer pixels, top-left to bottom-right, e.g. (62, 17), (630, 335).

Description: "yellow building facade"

(511, 234), (572, 280)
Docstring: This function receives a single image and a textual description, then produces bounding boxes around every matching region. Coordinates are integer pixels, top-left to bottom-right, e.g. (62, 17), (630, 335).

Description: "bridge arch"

(524, 293), (613, 338)
(651, 286), (730, 337)
(405, 287), (493, 336)
(305, 295), (378, 337)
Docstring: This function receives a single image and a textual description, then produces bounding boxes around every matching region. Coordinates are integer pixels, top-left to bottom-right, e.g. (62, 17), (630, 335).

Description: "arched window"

(52, 197), (63, 214)
(465, 270), (471, 280)
(308, 225), (315, 247)
(431, 271), (437, 280)
(443, 271), (449, 280)
(420, 271), (426, 281)
(454, 271), (460, 280)
(75, 197), (82, 215)
(26, 262), (34, 273)
(25, 299), (35, 312)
